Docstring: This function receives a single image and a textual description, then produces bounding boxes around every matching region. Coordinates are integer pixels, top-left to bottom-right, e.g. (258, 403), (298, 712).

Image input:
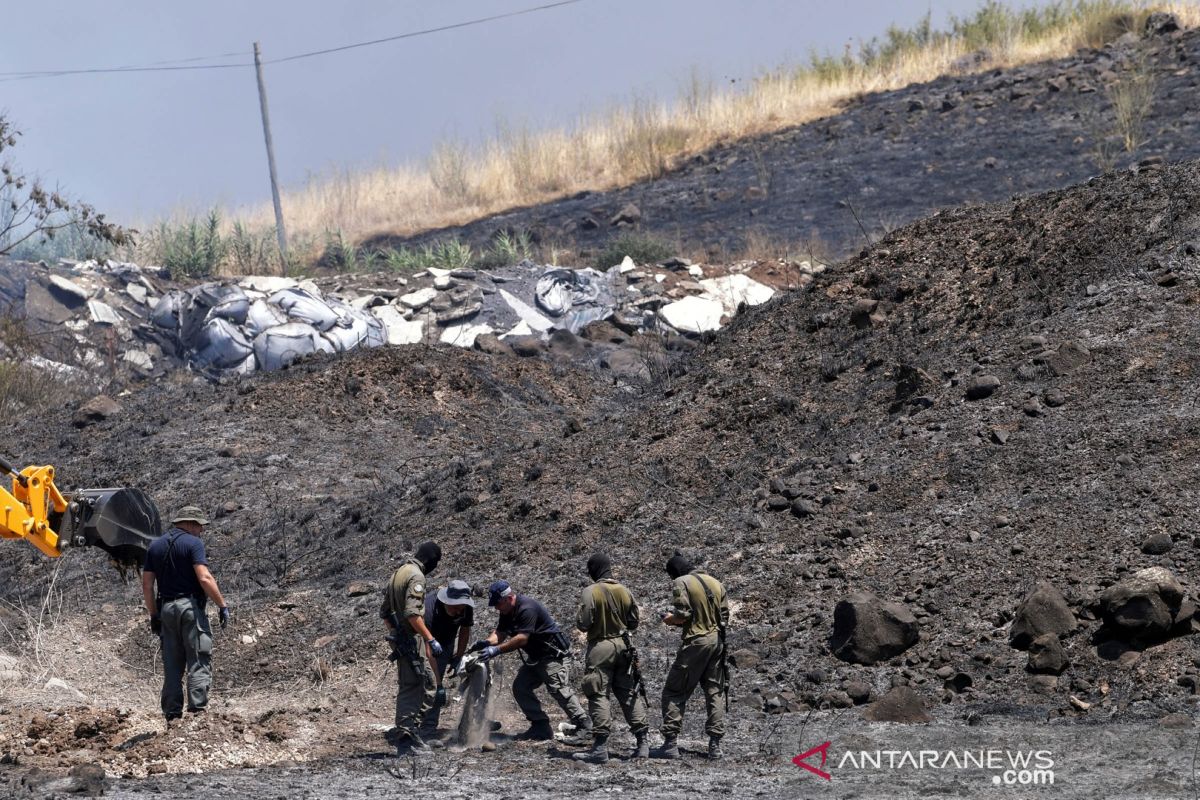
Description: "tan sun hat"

(171, 505), (209, 525)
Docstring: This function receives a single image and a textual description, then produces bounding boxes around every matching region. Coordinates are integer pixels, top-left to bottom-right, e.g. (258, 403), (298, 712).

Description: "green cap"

(171, 505), (209, 525)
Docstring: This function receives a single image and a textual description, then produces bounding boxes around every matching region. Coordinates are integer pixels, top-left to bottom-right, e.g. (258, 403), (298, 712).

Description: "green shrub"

(593, 233), (676, 269)
(148, 210), (226, 279)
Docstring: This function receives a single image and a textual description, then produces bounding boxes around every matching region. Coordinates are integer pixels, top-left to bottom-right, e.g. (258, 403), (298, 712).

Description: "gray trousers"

(159, 597), (212, 717)
(513, 656), (587, 725)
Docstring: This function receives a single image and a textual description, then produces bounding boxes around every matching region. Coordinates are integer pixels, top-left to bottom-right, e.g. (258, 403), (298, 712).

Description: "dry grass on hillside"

(160, 1), (1200, 274)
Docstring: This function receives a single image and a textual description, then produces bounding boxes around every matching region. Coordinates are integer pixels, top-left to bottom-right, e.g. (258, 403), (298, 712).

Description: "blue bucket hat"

(488, 580), (514, 607)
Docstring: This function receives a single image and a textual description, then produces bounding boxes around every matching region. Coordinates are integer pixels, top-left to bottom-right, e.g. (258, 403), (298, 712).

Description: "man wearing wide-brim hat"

(420, 579), (476, 738)
(141, 505), (230, 722)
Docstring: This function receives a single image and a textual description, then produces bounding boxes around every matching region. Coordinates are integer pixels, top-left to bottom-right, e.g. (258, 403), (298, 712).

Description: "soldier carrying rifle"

(572, 552), (650, 764)
(380, 541), (443, 756)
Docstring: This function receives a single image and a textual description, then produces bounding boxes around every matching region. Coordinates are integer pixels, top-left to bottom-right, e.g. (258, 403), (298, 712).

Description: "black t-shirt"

(497, 594), (564, 660)
(424, 593), (474, 651)
(143, 527), (208, 601)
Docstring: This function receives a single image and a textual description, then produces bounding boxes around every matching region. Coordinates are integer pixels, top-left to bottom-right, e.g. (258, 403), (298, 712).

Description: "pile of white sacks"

(151, 277), (387, 374)
(144, 258), (789, 376)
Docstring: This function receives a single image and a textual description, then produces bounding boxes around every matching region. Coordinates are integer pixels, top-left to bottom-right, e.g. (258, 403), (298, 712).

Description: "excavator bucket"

(61, 488), (163, 568)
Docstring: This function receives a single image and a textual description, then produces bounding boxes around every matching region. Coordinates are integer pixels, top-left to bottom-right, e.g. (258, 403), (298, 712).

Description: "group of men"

(382, 541), (730, 763)
(140, 506), (730, 764)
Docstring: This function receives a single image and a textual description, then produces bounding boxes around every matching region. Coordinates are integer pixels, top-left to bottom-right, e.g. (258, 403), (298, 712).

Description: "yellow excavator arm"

(0, 460), (67, 557)
(1, 455), (162, 569)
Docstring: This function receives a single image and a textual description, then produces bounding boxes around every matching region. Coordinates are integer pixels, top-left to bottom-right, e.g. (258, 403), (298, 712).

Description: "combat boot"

(652, 736), (679, 759)
(515, 719), (554, 741)
(708, 736), (723, 760)
(632, 732), (650, 759)
(572, 735), (609, 764)
(396, 733), (432, 757)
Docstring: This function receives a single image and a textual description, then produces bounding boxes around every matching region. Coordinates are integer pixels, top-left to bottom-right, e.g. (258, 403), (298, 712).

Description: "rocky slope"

(371, 20), (1200, 262)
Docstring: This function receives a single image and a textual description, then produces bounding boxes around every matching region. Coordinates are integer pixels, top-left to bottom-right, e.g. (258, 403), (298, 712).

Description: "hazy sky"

(2, 1), (1030, 222)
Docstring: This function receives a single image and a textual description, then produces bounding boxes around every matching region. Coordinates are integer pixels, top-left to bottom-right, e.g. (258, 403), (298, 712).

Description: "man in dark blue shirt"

(141, 505), (229, 722)
(474, 580), (590, 741)
(420, 579), (475, 737)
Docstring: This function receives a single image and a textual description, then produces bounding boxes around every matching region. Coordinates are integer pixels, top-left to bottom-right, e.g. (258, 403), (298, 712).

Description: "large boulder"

(830, 592), (919, 665)
(1010, 582), (1076, 650)
(1100, 567), (1195, 641)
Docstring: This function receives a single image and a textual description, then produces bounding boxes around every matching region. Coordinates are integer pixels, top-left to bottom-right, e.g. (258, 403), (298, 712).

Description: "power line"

(267, 0), (587, 64)
(0, 1), (589, 82)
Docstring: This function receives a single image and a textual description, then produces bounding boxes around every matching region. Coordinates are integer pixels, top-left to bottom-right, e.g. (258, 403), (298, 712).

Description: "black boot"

(708, 736), (723, 760)
(515, 719), (554, 741)
(396, 733), (432, 757)
(652, 736), (679, 759)
(632, 732), (649, 759)
(572, 735), (609, 764)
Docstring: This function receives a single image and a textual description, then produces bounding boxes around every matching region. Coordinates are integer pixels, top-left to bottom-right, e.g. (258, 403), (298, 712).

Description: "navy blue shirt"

(424, 593), (474, 652)
(497, 594), (563, 660)
(143, 527), (208, 602)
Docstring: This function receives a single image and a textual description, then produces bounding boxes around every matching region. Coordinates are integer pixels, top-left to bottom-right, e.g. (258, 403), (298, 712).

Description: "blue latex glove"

(219, 607), (231, 629)
(480, 645), (500, 661)
(427, 638), (444, 658)
(434, 686), (447, 706)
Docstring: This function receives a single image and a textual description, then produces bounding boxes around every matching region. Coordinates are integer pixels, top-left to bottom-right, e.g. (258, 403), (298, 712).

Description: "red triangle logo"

(792, 741), (832, 780)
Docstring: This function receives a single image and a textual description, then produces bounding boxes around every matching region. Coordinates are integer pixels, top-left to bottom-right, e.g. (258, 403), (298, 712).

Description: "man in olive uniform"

(572, 553), (650, 764)
(473, 580), (591, 741)
(381, 541), (442, 755)
(653, 554), (729, 760)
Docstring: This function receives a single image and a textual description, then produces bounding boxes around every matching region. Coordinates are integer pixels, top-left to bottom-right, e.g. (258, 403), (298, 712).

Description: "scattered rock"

(610, 203), (642, 226)
(1142, 533), (1173, 555)
(43, 677), (86, 700)
(862, 686), (931, 723)
(346, 581), (376, 597)
(1100, 567), (1194, 641)
(831, 592), (920, 665)
(845, 680), (872, 705)
(1010, 582), (1076, 650)
(1160, 712), (1192, 729)
(509, 336), (547, 358)
(1027, 633), (1069, 675)
(965, 374), (1001, 400)
(72, 395), (122, 428)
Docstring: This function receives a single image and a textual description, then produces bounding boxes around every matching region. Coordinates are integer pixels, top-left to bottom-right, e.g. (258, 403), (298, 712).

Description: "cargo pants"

(660, 632), (725, 739)
(513, 656), (588, 725)
(581, 637), (648, 738)
(395, 632), (436, 740)
(159, 597), (213, 717)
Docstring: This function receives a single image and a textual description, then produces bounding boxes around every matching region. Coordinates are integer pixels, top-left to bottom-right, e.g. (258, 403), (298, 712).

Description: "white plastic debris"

(699, 274), (775, 315)
(618, 256), (637, 273)
(440, 322), (493, 348)
(150, 291), (187, 329)
(239, 275), (298, 293)
(253, 322), (332, 371)
(499, 289), (554, 333)
(195, 317), (253, 369)
(269, 288), (341, 331)
(244, 299), (288, 338)
(499, 321), (534, 339)
(688, 264), (705, 278)
(659, 295), (725, 334)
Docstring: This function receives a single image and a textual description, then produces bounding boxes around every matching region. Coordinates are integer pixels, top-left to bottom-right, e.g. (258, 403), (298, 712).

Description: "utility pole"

(253, 41), (288, 261)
